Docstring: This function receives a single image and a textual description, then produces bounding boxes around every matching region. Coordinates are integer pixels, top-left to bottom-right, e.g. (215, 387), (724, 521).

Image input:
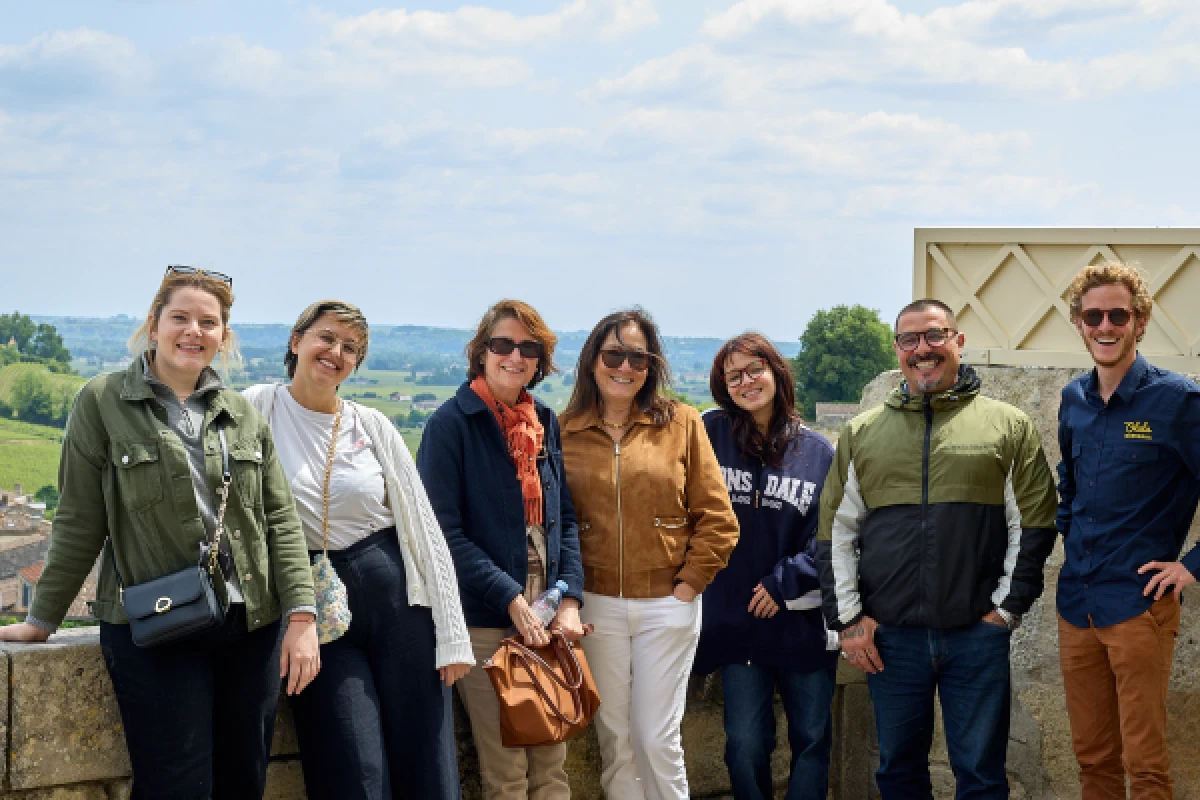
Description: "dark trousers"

(100, 604), (284, 800)
(290, 529), (460, 800)
(867, 622), (1012, 800)
(722, 662), (836, 800)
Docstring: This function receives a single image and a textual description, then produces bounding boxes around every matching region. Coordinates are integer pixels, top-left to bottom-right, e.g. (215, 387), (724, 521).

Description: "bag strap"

(501, 633), (585, 725)
(320, 403), (344, 555)
(112, 423), (232, 591)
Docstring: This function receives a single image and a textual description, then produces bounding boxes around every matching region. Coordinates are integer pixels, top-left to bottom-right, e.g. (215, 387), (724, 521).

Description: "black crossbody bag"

(113, 427), (232, 647)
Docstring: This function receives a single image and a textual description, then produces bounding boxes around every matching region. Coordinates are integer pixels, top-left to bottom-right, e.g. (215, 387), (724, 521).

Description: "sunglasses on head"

(166, 265), (232, 286)
(1079, 308), (1133, 327)
(599, 348), (650, 372)
(487, 337), (544, 359)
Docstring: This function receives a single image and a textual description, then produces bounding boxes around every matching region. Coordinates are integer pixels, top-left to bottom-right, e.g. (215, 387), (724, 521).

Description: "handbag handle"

(500, 632), (585, 725)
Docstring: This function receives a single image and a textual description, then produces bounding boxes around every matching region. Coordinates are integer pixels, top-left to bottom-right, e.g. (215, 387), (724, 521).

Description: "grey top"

(142, 355), (244, 603)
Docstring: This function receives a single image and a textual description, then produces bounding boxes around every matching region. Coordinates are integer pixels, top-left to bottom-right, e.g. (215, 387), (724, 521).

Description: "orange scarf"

(470, 376), (545, 525)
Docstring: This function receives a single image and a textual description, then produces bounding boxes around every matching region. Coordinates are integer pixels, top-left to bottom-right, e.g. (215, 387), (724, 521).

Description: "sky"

(3, 0), (1200, 340)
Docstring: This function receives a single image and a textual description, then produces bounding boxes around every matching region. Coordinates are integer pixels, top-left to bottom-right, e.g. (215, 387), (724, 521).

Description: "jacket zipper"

(921, 395), (933, 624)
(614, 440), (624, 597)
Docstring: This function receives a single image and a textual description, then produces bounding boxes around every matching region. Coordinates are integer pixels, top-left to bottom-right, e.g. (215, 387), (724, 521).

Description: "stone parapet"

(0, 631), (874, 799)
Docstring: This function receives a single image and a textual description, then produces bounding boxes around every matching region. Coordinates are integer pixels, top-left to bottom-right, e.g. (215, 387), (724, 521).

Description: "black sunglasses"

(166, 265), (233, 286)
(1079, 308), (1133, 327)
(599, 348), (650, 372)
(487, 337), (544, 359)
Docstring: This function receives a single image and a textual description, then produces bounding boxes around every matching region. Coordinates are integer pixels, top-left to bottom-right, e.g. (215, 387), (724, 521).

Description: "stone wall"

(858, 365), (1200, 799)
(0, 631), (875, 799)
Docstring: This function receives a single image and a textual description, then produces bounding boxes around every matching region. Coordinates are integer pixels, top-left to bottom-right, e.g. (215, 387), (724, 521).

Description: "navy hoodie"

(693, 410), (838, 675)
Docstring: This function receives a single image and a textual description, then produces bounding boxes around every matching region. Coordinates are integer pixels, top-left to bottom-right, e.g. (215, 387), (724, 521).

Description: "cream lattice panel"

(913, 229), (1200, 372)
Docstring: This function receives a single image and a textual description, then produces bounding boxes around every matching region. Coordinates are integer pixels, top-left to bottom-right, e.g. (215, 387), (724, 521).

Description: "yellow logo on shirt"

(1124, 421), (1152, 440)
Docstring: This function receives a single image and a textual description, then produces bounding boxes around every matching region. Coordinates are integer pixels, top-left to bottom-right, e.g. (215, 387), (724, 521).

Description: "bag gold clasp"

(154, 597), (172, 614)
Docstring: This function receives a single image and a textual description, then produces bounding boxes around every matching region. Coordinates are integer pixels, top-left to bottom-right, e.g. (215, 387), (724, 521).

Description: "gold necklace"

(600, 413), (630, 429)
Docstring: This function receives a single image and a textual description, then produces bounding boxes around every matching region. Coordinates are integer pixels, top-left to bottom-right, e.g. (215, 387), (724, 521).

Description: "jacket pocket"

(229, 445), (264, 508)
(652, 515), (691, 567)
(111, 441), (164, 512)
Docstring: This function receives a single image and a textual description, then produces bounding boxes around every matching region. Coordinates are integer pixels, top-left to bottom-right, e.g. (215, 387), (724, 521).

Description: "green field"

(0, 363), (86, 406)
(0, 417), (63, 493)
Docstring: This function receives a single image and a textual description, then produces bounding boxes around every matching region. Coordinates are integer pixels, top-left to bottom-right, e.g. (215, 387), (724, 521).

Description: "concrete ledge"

(0, 631), (873, 799)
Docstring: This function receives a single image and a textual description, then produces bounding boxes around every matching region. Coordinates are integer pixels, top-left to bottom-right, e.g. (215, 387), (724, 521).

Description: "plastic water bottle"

(530, 580), (569, 626)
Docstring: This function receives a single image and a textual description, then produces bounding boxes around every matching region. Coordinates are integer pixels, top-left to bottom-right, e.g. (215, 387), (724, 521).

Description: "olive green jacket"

(28, 358), (315, 631)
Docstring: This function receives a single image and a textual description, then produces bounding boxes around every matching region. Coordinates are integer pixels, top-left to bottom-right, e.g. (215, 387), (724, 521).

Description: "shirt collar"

(1085, 352), (1148, 406)
(141, 352), (225, 399)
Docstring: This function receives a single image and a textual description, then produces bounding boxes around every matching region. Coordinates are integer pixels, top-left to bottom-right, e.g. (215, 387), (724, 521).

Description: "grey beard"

(915, 377), (942, 392)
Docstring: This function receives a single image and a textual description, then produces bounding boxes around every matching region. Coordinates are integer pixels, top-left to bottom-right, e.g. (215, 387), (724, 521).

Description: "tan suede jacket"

(561, 403), (739, 598)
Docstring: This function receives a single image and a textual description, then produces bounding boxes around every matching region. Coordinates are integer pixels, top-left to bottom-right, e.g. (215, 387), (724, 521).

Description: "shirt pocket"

(110, 441), (164, 512)
(1104, 444), (1159, 498)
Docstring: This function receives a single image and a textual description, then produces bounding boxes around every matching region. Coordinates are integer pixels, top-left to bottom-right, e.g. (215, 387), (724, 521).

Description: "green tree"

(34, 485), (59, 511)
(0, 312), (36, 351)
(791, 305), (897, 418)
(0, 313), (71, 366)
(11, 370), (55, 423)
(30, 323), (70, 363)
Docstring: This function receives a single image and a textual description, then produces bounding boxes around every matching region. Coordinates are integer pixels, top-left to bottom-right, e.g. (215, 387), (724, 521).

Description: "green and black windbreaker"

(815, 366), (1058, 631)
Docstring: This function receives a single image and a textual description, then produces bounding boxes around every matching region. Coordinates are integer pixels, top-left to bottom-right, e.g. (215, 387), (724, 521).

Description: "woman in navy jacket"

(696, 333), (838, 800)
(416, 299), (584, 800)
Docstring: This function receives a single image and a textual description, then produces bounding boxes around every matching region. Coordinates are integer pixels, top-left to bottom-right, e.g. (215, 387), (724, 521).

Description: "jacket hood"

(886, 364), (981, 412)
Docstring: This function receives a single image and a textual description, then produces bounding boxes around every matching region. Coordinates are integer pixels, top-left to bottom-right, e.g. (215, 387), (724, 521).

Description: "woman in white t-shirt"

(244, 300), (472, 800)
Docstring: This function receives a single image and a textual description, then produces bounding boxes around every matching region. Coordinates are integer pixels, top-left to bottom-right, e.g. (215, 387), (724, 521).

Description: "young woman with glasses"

(0, 266), (319, 800)
(559, 308), (739, 800)
(695, 333), (838, 800)
(243, 300), (472, 800)
(416, 299), (585, 800)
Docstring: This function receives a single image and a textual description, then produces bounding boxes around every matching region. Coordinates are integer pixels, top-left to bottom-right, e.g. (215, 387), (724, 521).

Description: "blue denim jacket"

(417, 382), (584, 629)
(1056, 354), (1200, 628)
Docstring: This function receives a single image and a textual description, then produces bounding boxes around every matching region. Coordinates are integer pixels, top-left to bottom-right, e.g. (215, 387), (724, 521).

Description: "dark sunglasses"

(894, 327), (957, 352)
(166, 264), (233, 286)
(599, 348), (650, 372)
(1079, 308), (1133, 327)
(487, 337), (544, 359)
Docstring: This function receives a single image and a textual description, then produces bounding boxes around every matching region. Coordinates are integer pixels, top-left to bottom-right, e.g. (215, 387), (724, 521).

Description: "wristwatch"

(994, 607), (1022, 630)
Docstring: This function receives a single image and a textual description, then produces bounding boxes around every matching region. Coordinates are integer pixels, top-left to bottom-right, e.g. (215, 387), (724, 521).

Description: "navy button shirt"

(1056, 354), (1200, 628)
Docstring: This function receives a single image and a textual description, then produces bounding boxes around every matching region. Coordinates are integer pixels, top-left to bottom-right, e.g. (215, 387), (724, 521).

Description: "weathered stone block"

(1, 630), (129, 790)
(0, 784), (109, 799)
(263, 760), (305, 800)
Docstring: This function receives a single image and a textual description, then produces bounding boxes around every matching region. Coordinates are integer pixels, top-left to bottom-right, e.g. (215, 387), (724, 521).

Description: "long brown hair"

(562, 308), (675, 427)
(464, 299), (559, 389)
(709, 332), (802, 467)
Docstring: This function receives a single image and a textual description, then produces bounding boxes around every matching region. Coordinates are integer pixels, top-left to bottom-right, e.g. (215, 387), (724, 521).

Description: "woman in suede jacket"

(560, 308), (738, 800)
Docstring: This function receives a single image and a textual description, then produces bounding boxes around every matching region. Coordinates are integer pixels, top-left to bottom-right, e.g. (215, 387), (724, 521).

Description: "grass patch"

(0, 363), (85, 406)
(0, 418), (63, 492)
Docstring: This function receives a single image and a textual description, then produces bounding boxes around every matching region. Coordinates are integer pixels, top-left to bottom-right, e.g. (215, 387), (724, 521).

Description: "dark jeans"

(867, 622), (1012, 800)
(722, 662), (837, 800)
(99, 604), (284, 800)
(290, 528), (459, 800)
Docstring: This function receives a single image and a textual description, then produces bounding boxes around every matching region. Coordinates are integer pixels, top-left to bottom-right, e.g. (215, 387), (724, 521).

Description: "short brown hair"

(285, 300), (370, 379)
(465, 299), (558, 389)
(562, 307), (675, 427)
(1066, 261), (1153, 340)
(128, 269), (240, 371)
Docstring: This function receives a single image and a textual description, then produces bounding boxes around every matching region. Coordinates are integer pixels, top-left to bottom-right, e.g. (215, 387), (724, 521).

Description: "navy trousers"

(100, 604), (284, 800)
(290, 528), (460, 800)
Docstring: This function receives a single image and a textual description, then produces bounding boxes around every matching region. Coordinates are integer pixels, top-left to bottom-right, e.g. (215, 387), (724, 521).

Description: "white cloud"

(0, 28), (148, 98)
(330, 0), (659, 51)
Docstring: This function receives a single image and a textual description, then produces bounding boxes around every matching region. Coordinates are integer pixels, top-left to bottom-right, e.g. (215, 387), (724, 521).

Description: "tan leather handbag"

(483, 631), (601, 747)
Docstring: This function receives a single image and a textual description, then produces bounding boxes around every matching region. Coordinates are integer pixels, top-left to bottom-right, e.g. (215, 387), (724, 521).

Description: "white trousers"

(579, 591), (702, 800)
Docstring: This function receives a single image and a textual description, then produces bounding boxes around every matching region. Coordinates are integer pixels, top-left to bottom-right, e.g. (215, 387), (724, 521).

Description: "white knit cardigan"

(244, 384), (473, 668)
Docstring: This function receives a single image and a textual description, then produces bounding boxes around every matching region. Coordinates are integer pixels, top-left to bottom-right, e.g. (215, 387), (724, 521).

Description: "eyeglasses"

(599, 349), (650, 372)
(166, 265), (232, 286)
(310, 329), (360, 359)
(1079, 308), (1133, 327)
(724, 359), (768, 387)
(894, 327), (957, 352)
(487, 337), (544, 359)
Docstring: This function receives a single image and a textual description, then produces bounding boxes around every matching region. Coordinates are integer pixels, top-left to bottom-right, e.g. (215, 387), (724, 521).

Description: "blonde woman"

(244, 299), (472, 800)
(0, 266), (318, 800)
